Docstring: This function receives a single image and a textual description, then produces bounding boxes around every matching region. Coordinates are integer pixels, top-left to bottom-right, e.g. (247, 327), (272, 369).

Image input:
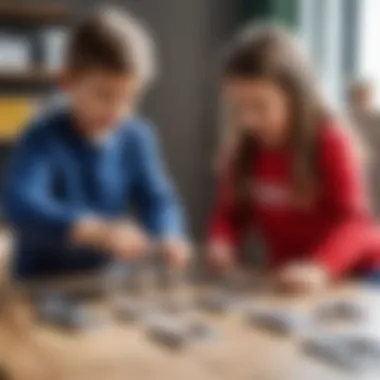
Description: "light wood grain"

(0, 280), (377, 380)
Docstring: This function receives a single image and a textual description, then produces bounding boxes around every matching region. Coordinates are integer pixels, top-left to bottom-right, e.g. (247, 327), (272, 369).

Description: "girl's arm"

(311, 123), (374, 278)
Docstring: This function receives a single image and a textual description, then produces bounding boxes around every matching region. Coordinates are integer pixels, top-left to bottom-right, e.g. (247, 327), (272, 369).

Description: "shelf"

(0, 5), (70, 24)
(0, 97), (38, 143)
(0, 69), (59, 85)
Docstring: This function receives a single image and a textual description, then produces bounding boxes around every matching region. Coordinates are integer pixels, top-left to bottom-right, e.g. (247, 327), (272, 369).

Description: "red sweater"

(208, 122), (380, 278)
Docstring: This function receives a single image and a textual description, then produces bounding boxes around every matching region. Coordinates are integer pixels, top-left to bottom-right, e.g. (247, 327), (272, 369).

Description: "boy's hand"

(70, 217), (110, 248)
(71, 218), (150, 261)
(277, 262), (329, 294)
(161, 239), (192, 270)
(105, 221), (151, 260)
(206, 242), (236, 272)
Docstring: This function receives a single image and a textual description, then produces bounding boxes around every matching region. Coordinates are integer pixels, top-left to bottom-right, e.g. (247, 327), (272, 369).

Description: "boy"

(4, 8), (190, 279)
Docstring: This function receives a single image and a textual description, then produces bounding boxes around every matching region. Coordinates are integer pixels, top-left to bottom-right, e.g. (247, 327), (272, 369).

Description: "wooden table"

(0, 282), (379, 380)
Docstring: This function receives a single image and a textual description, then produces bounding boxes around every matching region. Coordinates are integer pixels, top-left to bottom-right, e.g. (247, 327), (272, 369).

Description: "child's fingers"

(277, 265), (328, 295)
(275, 266), (311, 294)
(208, 252), (236, 277)
(110, 227), (151, 260)
(163, 242), (192, 269)
(275, 269), (296, 293)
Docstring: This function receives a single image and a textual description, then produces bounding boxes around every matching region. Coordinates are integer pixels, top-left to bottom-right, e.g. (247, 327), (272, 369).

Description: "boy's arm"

(4, 128), (107, 248)
(129, 122), (186, 240)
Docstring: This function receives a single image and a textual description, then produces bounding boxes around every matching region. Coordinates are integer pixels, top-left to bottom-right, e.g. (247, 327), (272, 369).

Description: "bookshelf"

(0, 69), (59, 86)
(0, 4), (71, 142)
(0, 4), (70, 25)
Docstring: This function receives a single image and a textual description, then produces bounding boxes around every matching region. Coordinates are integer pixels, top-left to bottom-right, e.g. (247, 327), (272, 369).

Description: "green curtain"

(241, 0), (299, 28)
(271, 0), (298, 27)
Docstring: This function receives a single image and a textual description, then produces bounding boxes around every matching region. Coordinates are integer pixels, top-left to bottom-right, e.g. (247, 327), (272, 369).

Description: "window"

(299, 0), (359, 108)
(358, 0), (380, 105)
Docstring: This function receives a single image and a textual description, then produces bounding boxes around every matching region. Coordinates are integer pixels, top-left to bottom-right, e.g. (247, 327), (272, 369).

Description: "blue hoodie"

(4, 109), (185, 279)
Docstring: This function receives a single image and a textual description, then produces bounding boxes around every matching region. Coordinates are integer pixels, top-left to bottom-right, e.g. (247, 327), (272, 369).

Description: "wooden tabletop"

(0, 282), (379, 380)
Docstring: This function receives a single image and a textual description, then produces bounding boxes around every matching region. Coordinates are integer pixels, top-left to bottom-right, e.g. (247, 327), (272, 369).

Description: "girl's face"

(224, 78), (291, 146)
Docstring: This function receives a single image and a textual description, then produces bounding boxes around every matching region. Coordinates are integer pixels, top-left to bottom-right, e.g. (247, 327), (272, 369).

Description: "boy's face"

(63, 70), (141, 135)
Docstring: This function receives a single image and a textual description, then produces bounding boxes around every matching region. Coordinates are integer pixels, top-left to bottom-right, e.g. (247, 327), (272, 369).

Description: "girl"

(207, 25), (380, 293)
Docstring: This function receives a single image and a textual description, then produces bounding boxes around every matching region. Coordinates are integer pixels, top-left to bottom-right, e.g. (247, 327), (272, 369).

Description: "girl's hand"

(206, 242), (236, 272)
(277, 262), (329, 294)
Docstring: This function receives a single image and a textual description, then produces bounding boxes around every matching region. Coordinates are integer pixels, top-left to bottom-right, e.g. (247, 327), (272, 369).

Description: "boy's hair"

(67, 7), (156, 85)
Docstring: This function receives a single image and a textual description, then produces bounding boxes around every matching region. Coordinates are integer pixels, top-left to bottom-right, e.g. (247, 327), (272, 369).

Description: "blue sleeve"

(3, 127), (81, 243)
(129, 122), (187, 239)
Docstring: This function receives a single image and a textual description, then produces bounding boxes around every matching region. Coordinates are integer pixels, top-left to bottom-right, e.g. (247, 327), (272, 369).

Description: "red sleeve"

(208, 160), (250, 248)
(311, 123), (373, 278)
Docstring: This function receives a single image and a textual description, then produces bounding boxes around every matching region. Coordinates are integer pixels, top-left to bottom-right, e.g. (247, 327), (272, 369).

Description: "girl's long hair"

(221, 24), (331, 216)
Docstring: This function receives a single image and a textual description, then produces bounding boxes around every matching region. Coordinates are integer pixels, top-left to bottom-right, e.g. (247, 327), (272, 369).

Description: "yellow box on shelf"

(0, 97), (38, 142)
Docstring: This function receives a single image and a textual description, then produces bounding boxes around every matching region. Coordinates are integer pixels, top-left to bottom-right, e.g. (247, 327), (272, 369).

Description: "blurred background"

(0, 0), (377, 241)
